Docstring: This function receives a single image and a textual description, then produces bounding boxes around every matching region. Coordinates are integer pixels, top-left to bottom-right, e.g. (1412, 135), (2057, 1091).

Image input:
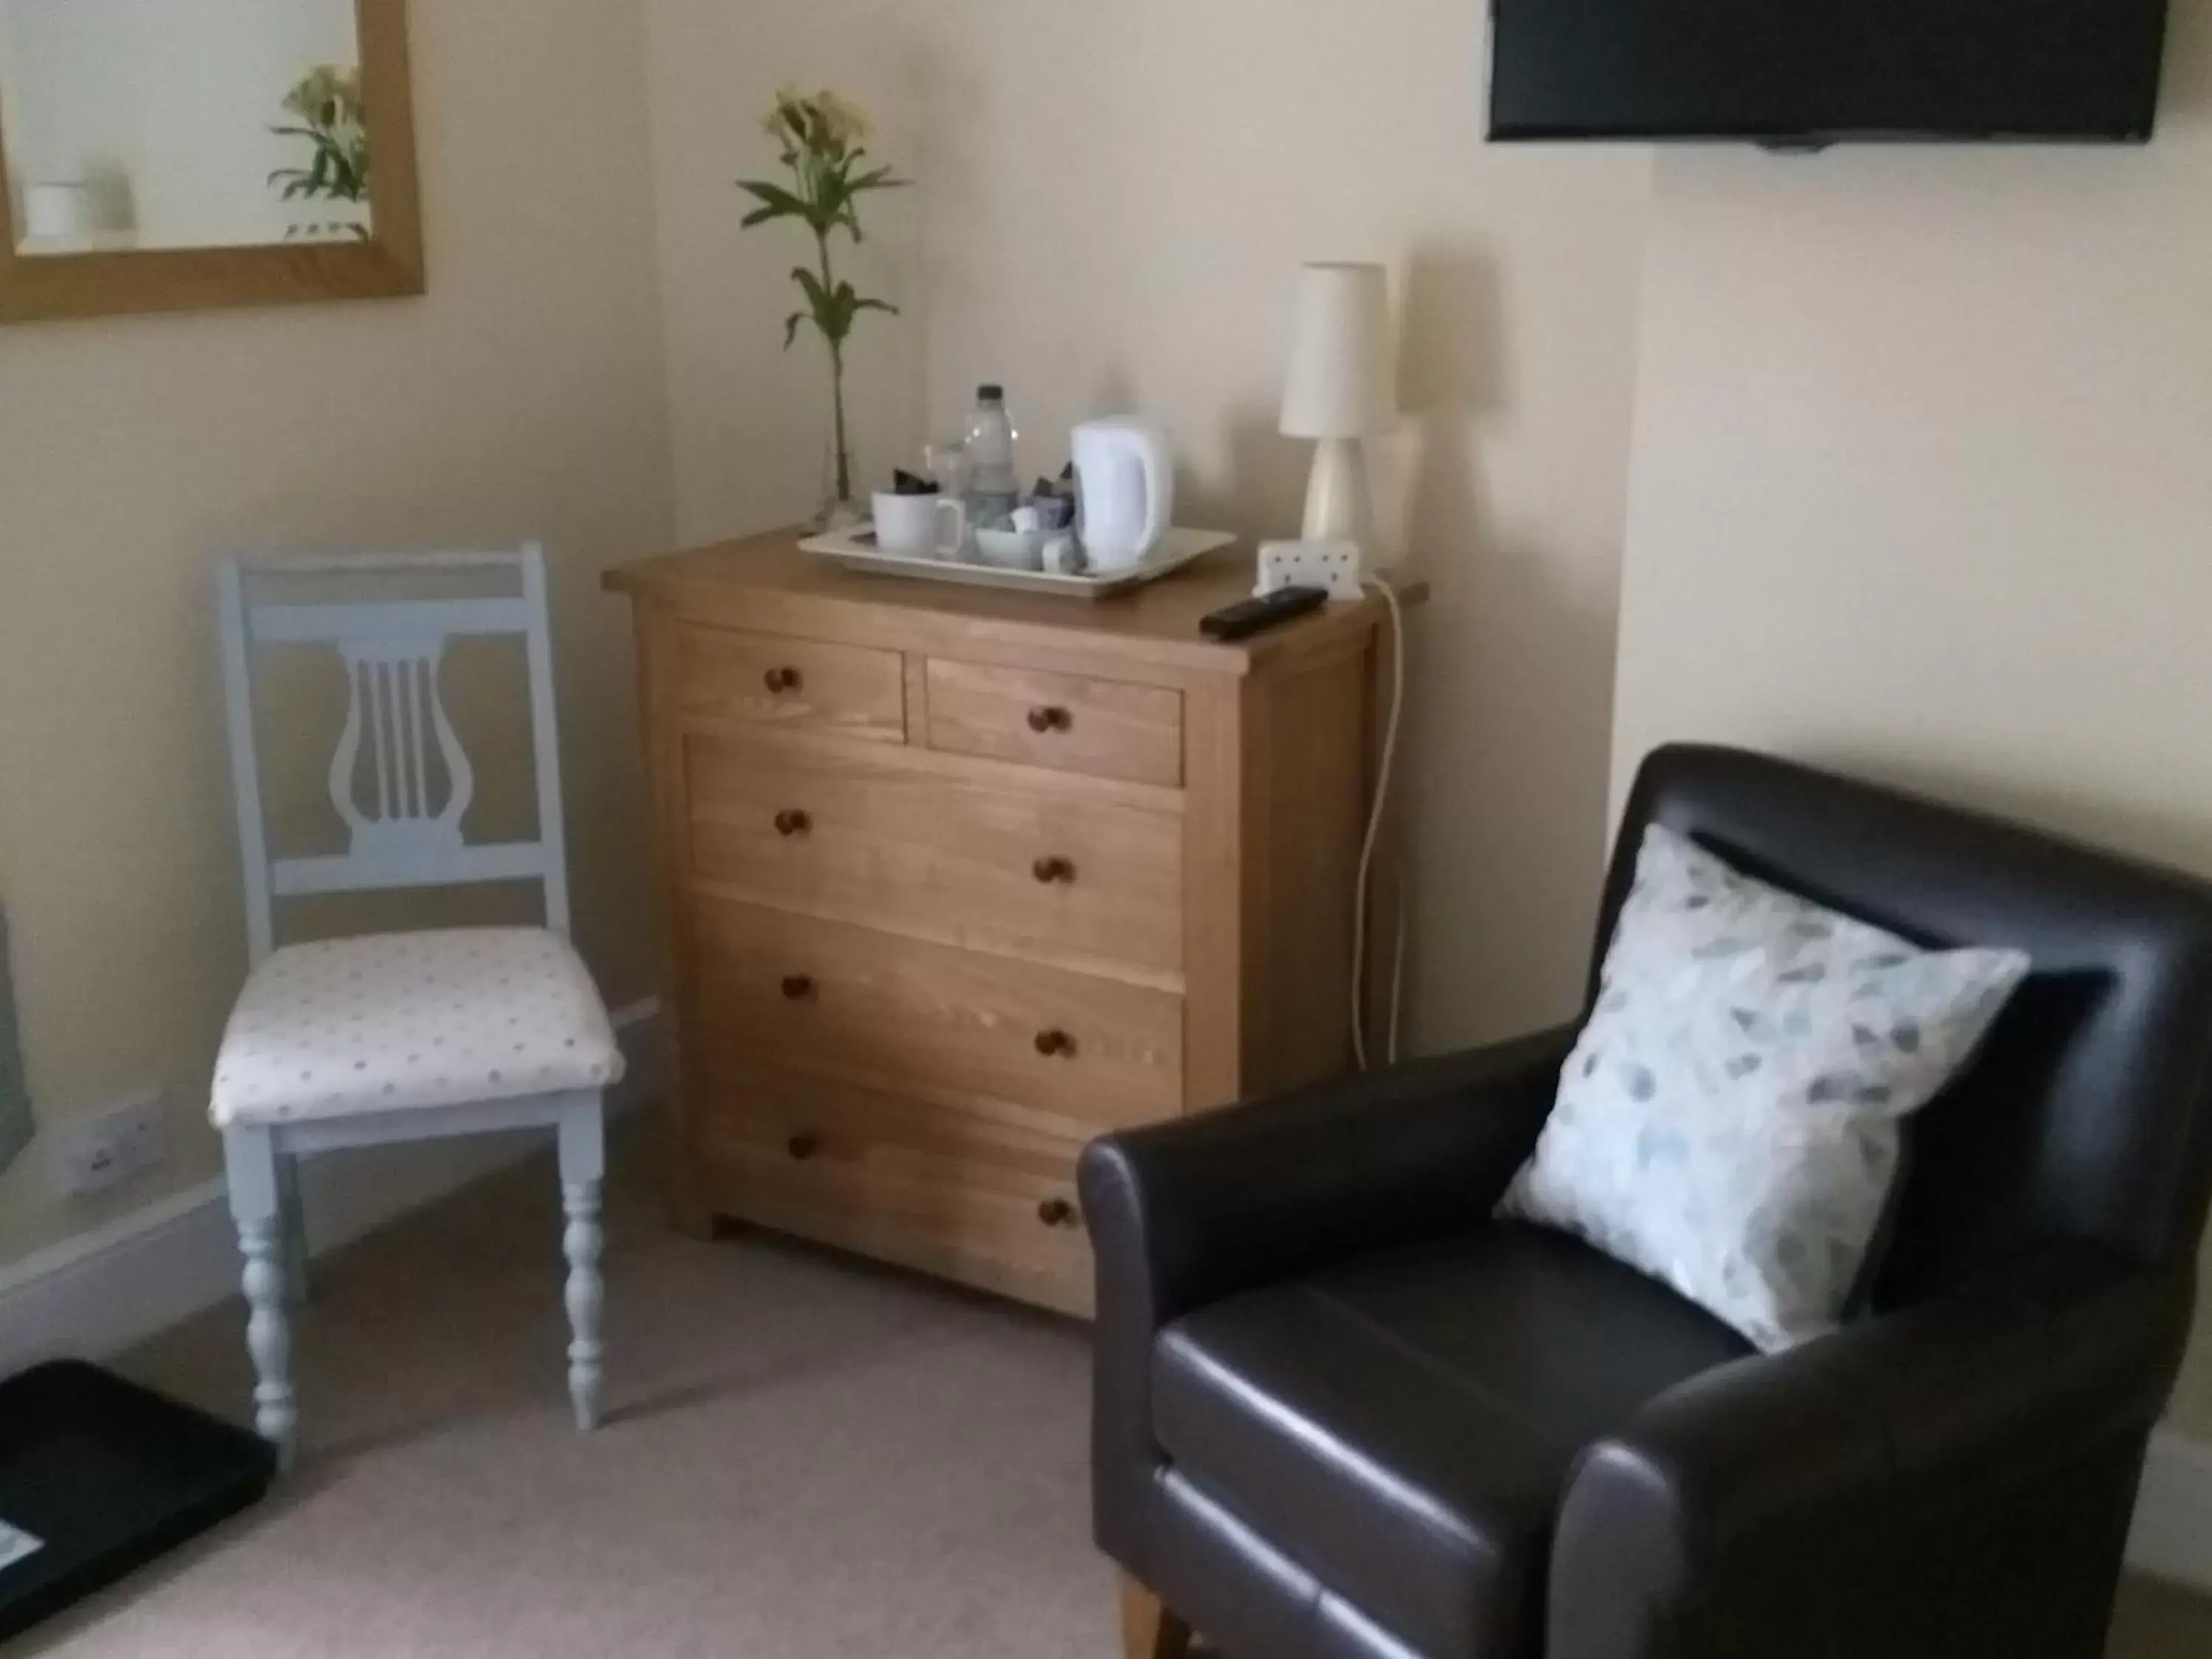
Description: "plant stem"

(832, 345), (849, 504)
(814, 225), (852, 504)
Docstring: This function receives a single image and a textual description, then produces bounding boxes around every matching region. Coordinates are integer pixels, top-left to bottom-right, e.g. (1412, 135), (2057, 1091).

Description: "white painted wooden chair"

(211, 546), (620, 1468)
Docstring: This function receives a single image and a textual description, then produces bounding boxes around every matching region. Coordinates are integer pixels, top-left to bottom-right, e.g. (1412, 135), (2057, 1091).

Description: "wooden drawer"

(922, 658), (1182, 787)
(686, 735), (1183, 984)
(678, 625), (905, 745)
(689, 1063), (1092, 1315)
(692, 899), (1183, 1133)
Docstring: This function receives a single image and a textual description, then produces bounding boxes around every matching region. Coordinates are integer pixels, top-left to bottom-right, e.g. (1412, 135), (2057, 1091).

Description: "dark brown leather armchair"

(1080, 745), (2212, 1659)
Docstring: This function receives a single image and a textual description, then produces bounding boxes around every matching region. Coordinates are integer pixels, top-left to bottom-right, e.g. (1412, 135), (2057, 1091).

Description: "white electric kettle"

(1074, 419), (1175, 572)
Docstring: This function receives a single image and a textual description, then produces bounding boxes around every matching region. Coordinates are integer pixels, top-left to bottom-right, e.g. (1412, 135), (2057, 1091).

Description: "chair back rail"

(216, 546), (571, 965)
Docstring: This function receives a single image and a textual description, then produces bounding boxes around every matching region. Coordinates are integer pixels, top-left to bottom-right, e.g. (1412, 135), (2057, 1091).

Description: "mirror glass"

(0, 0), (368, 256)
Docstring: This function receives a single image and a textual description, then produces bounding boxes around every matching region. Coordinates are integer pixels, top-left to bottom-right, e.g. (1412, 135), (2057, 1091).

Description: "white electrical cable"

(1352, 574), (1407, 1071)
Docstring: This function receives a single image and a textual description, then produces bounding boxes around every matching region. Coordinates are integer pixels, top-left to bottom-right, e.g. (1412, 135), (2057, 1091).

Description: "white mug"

(1073, 419), (1175, 572)
(872, 490), (968, 560)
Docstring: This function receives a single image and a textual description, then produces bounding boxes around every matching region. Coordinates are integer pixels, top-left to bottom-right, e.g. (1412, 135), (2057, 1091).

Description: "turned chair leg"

(224, 1127), (298, 1470)
(275, 1150), (312, 1305)
(1121, 1575), (1193, 1659)
(558, 1103), (607, 1432)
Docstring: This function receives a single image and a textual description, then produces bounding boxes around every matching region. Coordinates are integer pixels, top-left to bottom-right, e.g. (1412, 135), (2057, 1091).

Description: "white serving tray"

(799, 525), (1236, 599)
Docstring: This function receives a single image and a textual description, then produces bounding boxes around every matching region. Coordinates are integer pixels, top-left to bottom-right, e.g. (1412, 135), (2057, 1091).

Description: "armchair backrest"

(1599, 745), (2212, 1304)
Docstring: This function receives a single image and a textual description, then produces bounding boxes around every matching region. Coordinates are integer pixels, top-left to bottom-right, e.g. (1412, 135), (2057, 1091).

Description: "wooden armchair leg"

(1121, 1575), (1193, 1659)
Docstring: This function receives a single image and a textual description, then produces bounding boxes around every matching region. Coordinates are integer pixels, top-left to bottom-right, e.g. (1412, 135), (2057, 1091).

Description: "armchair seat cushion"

(1151, 1222), (1751, 1659)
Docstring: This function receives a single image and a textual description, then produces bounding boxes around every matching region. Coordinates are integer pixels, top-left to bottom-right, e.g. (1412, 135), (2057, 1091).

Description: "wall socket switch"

(51, 1089), (169, 1199)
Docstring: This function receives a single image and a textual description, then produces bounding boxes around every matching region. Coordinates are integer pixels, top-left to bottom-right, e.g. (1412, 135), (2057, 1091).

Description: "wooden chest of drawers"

(607, 529), (1413, 1315)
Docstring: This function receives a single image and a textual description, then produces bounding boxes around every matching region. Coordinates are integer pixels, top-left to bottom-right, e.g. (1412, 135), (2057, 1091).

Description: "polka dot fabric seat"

(211, 927), (625, 1129)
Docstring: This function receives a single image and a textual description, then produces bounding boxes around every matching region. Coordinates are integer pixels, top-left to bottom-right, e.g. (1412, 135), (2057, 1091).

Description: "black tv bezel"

(1486, 120), (2160, 149)
(1482, 0), (2167, 148)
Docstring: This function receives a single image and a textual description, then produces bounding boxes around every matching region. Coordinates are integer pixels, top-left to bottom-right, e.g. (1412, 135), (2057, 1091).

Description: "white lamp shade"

(1280, 262), (1397, 440)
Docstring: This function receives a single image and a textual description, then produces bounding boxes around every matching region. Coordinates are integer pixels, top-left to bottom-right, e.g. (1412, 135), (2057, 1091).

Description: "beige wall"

(1613, 8), (2212, 1433)
(0, 0), (672, 1269)
(644, 0), (1653, 1054)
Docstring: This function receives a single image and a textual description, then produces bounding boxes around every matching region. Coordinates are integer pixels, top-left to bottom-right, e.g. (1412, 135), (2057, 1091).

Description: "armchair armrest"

(1081, 1024), (1575, 1329)
(1551, 1244), (2197, 1659)
(1078, 1025), (1575, 1572)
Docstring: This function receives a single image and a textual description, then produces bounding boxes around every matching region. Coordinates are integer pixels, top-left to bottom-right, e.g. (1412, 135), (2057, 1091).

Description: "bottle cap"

(978, 383), (1004, 401)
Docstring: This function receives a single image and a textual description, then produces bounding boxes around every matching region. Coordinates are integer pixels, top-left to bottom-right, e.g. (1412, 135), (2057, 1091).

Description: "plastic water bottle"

(964, 385), (1021, 531)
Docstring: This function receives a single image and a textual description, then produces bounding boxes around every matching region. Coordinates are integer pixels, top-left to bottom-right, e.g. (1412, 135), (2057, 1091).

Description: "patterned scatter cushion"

(1500, 825), (2030, 1352)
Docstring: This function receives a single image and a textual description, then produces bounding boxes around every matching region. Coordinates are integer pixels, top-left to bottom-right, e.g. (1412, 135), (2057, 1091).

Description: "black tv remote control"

(1200, 585), (1330, 641)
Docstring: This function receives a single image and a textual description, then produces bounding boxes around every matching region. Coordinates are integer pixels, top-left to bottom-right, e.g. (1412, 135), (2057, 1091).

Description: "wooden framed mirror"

(0, 0), (421, 325)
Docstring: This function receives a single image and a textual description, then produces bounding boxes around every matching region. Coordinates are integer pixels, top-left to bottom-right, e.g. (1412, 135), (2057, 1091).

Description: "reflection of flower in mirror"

(269, 63), (370, 241)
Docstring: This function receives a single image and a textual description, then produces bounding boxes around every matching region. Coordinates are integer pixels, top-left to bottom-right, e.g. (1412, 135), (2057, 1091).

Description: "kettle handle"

(1133, 426), (1175, 559)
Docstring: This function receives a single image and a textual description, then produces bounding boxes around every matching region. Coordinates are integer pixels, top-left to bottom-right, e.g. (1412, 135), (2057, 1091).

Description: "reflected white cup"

(872, 491), (968, 560)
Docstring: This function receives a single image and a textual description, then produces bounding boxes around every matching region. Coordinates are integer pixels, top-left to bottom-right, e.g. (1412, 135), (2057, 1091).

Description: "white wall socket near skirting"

(50, 1089), (169, 1199)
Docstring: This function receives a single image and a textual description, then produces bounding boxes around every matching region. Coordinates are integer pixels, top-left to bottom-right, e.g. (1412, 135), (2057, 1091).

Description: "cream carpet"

(14, 1133), (2211, 1658)
(18, 1137), (1116, 1658)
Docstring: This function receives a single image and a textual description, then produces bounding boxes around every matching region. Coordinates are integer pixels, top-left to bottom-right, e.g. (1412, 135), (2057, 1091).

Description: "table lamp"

(1280, 262), (1397, 546)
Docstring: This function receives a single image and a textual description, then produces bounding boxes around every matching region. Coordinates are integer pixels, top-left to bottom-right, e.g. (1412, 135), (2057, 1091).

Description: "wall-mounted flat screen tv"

(1487, 0), (2168, 147)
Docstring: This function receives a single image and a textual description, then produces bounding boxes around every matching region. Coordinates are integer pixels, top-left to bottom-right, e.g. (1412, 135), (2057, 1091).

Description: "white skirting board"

(0, 1000), (661, 1380)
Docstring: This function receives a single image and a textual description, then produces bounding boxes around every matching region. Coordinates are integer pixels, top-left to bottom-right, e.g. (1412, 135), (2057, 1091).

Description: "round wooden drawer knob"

(1037, 1197), (1079, 1229)
(781, 975), (816, 1001)
(787, 1133), (822, 1161)
(1034, 1029), (1075, 1058)
(1026, 706), (1072, 734)
(1032, 856), (1077, 885)
(764, 667), (804, 694)
(775, 809), (813, 838)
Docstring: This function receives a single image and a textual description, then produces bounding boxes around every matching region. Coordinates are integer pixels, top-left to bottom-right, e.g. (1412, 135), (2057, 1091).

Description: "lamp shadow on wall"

(1180, 414), (1309, 546)
(1394, 244), (1511, 580)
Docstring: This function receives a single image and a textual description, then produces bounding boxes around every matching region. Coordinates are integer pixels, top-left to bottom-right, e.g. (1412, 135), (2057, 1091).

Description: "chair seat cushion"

(1152, 1223), (1752, 1659)
(211, 928), (624, 1127)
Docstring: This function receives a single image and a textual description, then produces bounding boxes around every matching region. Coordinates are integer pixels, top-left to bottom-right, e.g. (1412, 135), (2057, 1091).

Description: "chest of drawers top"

(603, 530), (1405, 686)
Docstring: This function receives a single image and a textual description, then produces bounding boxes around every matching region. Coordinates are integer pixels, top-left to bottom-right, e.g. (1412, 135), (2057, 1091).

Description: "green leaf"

(846, 166), (908, 195)
(837, 279), (869, 335)
(328, 145), (362, 198)
(784, 310), (809, 349)
(852, 297), (900, 319)
(737, 179), (808, 222)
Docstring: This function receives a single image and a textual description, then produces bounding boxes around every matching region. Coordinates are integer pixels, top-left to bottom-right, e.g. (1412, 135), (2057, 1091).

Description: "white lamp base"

(1301, 437), (1374, 546)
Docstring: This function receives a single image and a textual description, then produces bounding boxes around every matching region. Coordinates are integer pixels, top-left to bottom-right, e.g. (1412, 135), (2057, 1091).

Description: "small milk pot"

(1074, 420), (1175, 572)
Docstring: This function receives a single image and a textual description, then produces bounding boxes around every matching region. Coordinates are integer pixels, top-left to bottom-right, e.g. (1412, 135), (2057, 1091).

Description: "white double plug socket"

(1256, 539), (1366, 602)
(50, 1088), (170, 1199)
